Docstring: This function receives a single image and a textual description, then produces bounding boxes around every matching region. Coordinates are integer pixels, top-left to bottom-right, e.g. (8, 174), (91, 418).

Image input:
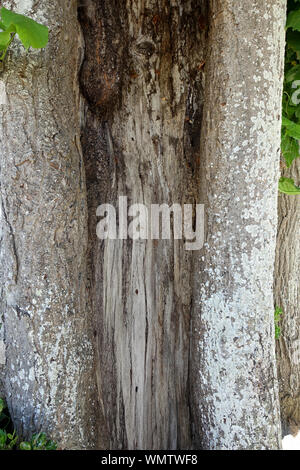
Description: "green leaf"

(33, 432), (47, 448)
(282, 115), (300, 139)
(45, 441), (57, 450)
(0, 7), (48, 49)
(0, 429), (7, 443)
(0, 30), (11, 48)
(282, 93), (297, 120)
(287, 30), (300, 58)
(279, 176), (300, 194)
(286, 64), (300, 82)
(19, 441), (32, 450)
(287, 9), (300, 31)
(0, 21), (6, 31)
(281, 132), (300, 166)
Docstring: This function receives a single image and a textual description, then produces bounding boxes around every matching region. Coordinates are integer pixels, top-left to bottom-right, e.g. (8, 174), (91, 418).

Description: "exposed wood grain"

(80, 0), (207, 449)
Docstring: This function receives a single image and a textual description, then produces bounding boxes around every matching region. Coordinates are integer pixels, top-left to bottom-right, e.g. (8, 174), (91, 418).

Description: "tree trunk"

(79, 0), (207, 449)
(0, 0), (289, 451)
(0, 0), (100, 449)
(191, 0), (286, 450)
(275, 158), (300, 436)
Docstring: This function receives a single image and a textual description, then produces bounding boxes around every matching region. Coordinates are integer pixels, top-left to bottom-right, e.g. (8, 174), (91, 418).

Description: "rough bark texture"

(0, 0), (100, 449)
(79, 0), (207, 449)
(191, 0), (286, 450)
(275, 158), (300, 436)
(0, 0), (289, 451)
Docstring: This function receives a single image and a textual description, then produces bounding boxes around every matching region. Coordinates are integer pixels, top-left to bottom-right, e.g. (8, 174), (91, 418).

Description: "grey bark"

(191, 0), (286, 450)
(0, 0), (100, 448)
(79, 0), (207, 449)
(275, 158), (300, 436)
(0, 0), (288, 451)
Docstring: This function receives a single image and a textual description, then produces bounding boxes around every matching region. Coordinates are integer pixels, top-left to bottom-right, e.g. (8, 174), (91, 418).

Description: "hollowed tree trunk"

(0, 0), (287, 450)
(79, 0), (207, 449)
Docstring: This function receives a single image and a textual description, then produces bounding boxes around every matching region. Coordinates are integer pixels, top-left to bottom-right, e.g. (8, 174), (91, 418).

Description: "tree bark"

(275, 158), (300, 436)
(191, 0), (286, 450)
(79, 0), (207, 449)
(0, 0), (99, 448)
(0, 0), (289, 451)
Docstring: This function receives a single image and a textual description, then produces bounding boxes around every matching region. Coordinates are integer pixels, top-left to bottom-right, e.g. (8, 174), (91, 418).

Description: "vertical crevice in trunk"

(275, 158), (300, 436)
(79, 0), (207, 449)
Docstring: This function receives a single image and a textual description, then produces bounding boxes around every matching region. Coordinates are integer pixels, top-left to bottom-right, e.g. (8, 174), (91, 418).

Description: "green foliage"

(0, 398), (11, 433)
(281, 1), (300, 178)
(281, 132), (299, 167)
(19, 433), (57, 451)
(274, 307), (283, 340)
(282, 116), (300, 139)
(0, 398), (17, 450)
(279, 176), (300, 194)
(0, 7), (48, 61)
(0, 429), (18, 450)
(287, 8), (300, 31)
(0, 398), (57, 451)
